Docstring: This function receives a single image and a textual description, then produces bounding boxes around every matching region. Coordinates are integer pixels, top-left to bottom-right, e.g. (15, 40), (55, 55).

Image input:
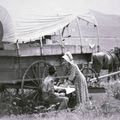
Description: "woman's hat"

(62, 52), (74, 65)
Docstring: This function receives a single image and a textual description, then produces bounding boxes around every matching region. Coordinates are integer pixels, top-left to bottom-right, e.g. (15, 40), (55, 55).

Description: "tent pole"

(76, 18), (83, 53)
(59, 30), (64, 54)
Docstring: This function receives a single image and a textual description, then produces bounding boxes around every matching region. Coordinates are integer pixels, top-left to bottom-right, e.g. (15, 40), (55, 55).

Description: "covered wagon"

(0, 5), (99, 106)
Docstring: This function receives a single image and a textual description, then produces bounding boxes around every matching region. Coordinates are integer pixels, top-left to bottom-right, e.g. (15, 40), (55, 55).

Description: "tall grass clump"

(100, 80), (120, 114)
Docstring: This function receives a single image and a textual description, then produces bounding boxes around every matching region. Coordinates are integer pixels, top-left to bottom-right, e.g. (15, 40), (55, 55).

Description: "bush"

(105, 80), (120, 100)
(111, 81), (120, 100)
(100, 80), (120, 114)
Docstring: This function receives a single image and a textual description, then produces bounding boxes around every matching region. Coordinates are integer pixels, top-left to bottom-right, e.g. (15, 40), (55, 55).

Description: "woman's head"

(62, 51), (74, 65)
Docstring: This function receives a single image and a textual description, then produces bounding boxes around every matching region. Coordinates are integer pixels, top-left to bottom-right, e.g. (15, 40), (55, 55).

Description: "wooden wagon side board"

(19, 45), (94, 56)
(0, 50), (17, 56)
(1, 42), (96, 57)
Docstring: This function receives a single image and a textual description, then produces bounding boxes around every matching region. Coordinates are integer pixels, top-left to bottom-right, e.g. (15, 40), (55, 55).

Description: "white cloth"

(0, 5), (97, 43)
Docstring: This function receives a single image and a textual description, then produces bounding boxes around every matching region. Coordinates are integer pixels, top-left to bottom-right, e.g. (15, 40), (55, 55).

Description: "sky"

(0, 0), (120, 16)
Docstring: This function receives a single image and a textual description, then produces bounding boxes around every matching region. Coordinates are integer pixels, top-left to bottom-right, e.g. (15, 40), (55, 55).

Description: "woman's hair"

(48, 66), (56, 75)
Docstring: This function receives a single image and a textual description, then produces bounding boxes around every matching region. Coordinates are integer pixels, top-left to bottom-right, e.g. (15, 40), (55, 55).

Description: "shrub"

(105, 80), (120, 100)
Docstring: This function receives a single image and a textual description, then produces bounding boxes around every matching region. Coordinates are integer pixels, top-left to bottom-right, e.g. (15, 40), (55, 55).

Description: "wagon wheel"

(81, 67), (99, 87)
(21, 60), (51, 105)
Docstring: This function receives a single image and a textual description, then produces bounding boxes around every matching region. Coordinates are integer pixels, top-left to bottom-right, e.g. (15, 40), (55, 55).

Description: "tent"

(0, 5), (97, 43)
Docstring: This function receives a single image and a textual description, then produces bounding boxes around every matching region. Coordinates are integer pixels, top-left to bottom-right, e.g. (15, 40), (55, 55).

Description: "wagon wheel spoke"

(31, 66), (37, 79)
(32, 90), (39, 98)
(21, 60), (51, 105)
(32, 91), (41, 105)
(35, 62), (41, 85)
(42, 65), (48, 78)
(23, 85), (37, 89)
(38, 62), (41, 78)
(31, 65), (41, 86)
(37, 62), (43, 85)
(25, 74), (38, 87)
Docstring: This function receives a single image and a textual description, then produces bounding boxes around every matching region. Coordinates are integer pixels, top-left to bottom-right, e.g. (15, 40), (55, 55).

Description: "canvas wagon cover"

(0, 5), (97, 43)
(0, 5), (15, 43)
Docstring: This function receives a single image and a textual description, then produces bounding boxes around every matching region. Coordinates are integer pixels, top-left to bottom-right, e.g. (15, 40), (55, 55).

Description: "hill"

(92, 10), (120, 37)
(79, 10), (120, 51)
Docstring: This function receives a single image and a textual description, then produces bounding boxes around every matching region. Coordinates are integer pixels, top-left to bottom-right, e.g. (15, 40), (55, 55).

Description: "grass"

(0, 80), (120, 120)
(0, 107), (120, 120)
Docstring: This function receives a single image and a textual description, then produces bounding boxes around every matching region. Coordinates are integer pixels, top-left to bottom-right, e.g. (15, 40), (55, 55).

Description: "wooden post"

(39, 37), (43, 56)
(16, 40), (21, 77)
(76, 18), (83, 53)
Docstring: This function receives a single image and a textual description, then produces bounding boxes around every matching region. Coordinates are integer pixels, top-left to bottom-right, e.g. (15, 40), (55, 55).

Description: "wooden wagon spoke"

(25, 73), (32, 79)
(22, 74), (38, 87)
(36, 62), (43, 85)
(23, 85), (37, 89)
(39, 64), (44, 77)
(31, 66), (37, 79)
(42, 65), (49, 79)
(33, 62), (43, 85)
(37, 78), (42, 87)
(35, 65), (39, 78)
(26, 76), (38, 86)
(42, 67), (47, 78)
(32, 91), (39, 100)
(36, 90), (42, 100)
(21, 60), (51, 104)
(38, 62), (41, 78)
(36, 93), (42, 105)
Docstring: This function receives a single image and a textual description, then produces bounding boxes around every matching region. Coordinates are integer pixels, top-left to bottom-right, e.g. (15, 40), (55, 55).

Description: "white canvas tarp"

(0, 5), (15, 43)
(0, 5), (97, 43)
(14, 14), (77, 42)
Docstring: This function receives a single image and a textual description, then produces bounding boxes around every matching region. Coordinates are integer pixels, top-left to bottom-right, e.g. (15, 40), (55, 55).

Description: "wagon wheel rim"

(21, 60), (51, 104)
(81, 67), (98, 87)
